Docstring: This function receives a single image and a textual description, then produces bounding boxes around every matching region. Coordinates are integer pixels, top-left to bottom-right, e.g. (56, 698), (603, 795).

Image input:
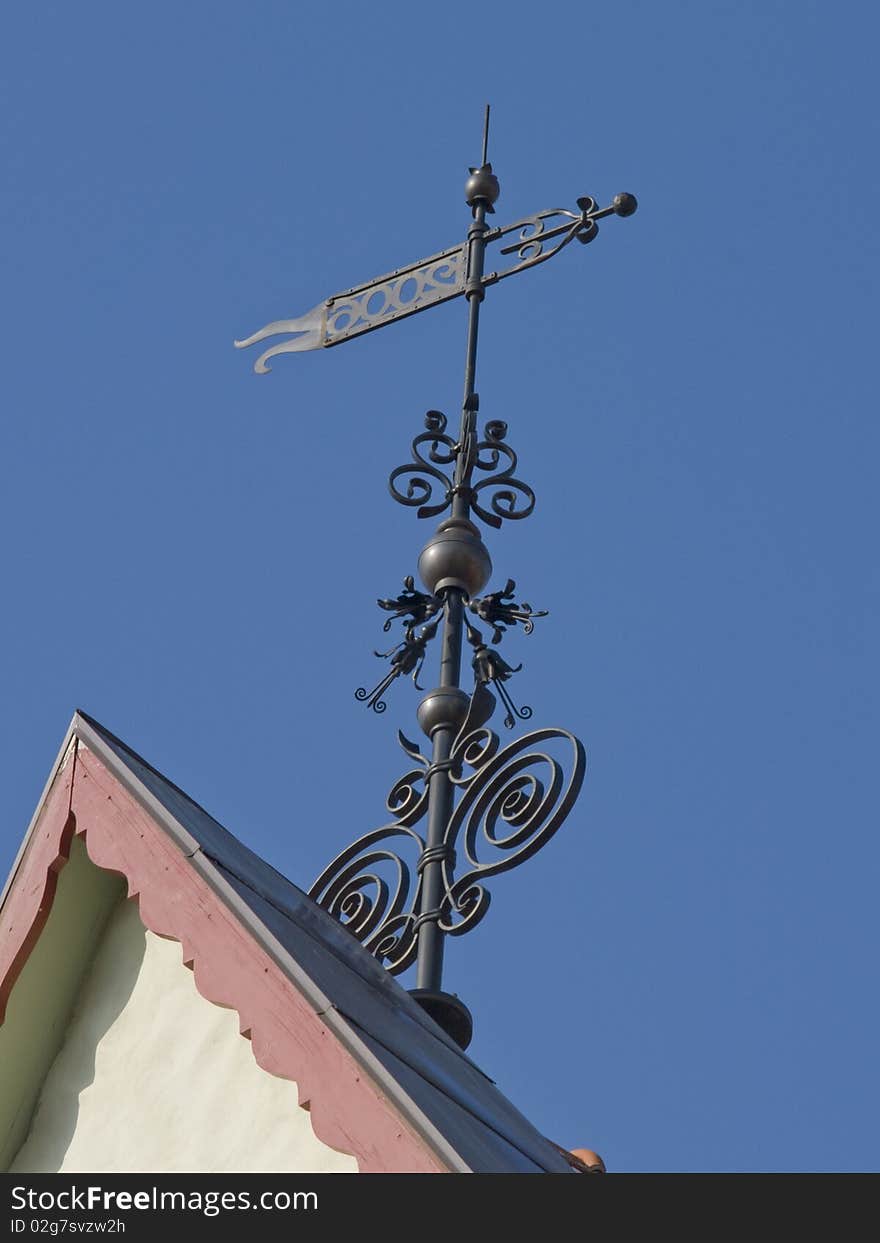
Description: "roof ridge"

(75, 710), (222, 826)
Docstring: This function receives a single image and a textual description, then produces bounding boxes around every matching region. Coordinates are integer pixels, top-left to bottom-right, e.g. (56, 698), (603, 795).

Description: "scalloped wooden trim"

(1, 742), (444, 1174)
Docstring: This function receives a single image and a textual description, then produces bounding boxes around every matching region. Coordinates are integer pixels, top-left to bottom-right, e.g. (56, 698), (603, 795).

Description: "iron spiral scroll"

(388, 410), (535, 529)
(309, 725), (585, 974)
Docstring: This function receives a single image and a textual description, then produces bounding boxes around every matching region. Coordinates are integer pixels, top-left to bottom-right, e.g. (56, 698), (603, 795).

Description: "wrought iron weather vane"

(236, 109), (636, 1049)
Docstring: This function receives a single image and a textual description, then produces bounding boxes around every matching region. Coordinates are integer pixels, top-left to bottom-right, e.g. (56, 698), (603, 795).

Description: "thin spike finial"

(481, 104), (491, 166)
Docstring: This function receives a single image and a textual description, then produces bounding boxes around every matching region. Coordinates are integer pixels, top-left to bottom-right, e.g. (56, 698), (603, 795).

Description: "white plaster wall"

(11, 897), (358, 1173)
(0, 838), (123, 1170)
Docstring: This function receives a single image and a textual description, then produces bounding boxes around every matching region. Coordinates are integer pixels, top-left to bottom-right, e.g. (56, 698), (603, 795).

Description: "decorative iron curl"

(470, 424), (535, 528)
(309, 823), (425, 973)
(438, 726), (585, 936)
(388, 410), (457, 519)
(502, 209), (583, 264)
(483, 196), (605, 287)
(450, 723), (499, 774)
(308, 732), (431, 974)
(309, 723), (585, 972)
(355, 683), (390, 713)
(386, 763), (430, 827)
(493, 680), (533, 731)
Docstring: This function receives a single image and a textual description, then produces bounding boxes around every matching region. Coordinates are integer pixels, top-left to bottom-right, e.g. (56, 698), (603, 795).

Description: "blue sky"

(1, 2), (877, 1172)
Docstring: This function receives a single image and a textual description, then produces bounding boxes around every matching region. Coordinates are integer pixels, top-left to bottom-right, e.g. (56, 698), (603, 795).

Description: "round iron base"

(408, 989), (474, 1050)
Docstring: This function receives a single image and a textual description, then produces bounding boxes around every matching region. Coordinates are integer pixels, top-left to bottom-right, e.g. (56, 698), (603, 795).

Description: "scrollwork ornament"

(388, 410), (459, 519)
(438, 726), (586, 935)
(485, 196), (606, 285)
(309, 724), (585, 973)
(308, 733), (432, 974)
(308, 823), (425, 973)
(470, 429), (535, 528)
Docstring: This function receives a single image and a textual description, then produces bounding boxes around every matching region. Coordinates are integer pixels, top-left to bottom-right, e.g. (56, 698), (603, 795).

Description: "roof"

(1, 711), (580, 1174)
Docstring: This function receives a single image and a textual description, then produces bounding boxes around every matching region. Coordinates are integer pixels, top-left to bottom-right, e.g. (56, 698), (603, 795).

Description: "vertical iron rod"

(414, 589), (463, 991)
(415, 195), (489, 993)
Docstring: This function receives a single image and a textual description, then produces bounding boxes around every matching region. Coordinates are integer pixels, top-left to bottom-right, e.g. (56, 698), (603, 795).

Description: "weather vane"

(236, 107), (636, 1048)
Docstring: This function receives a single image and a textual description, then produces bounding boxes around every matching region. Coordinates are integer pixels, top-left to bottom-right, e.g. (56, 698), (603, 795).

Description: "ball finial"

(465, 164), (501, 214)
(612, 192), (638, 218)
